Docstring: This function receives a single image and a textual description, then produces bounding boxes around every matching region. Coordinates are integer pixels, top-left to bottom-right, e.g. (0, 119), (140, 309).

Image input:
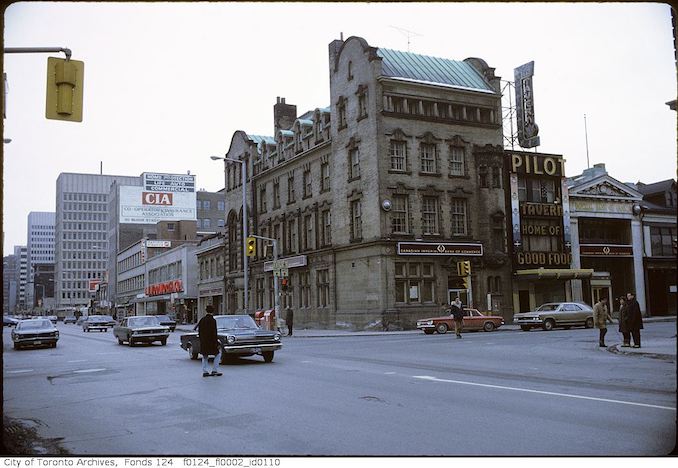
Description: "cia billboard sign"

(119, 173), (196, 224)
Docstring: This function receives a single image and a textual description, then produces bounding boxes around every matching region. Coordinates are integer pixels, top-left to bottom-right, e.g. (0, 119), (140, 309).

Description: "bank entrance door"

(448, 289), (469, 306)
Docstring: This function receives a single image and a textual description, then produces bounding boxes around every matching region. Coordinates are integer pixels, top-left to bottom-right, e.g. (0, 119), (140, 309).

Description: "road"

(2, 321), (676, 456)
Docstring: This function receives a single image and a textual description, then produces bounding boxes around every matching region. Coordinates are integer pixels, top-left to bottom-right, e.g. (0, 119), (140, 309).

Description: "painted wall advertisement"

(120, 173), (196, 224)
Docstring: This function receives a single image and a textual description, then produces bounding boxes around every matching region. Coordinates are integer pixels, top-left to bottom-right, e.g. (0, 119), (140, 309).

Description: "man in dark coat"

(194, 305), (222, 377)
(625, 292), (643, 348)
(618, 297), (631, 347)
(450, 297), (464, 339)
(285, 307), (294, 336)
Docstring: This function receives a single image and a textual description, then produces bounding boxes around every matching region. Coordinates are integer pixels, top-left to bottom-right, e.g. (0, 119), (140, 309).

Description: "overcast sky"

(3, 2), (676, 254)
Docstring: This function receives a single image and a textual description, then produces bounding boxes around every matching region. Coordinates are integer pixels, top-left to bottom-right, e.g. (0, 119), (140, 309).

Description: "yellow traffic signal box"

(246, 237), (256, 257)
(457, 260), (471, 277)
(46, 57), (84, 122)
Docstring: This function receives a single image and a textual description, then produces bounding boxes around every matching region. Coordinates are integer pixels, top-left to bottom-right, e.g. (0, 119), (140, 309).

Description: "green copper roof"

(377, 48), (494, 92)
(247, 134), (275, 145)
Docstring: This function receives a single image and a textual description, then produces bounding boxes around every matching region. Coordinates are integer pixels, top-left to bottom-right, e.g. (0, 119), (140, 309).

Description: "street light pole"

(211, 155), (249, 315)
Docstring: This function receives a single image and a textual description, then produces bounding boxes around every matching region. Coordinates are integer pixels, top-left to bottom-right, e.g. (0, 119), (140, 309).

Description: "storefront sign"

(146, 240), (172, 248)
(515, 252), (572, 266)
(514, 61), (540, 148)
(580, 244), (633, 257)
(397, 242), (483, 256)
(510, 153), (564, 177)
(521, 223), (562, 236)
(145, 279), (183, 296)
(520, 202), (563, 217)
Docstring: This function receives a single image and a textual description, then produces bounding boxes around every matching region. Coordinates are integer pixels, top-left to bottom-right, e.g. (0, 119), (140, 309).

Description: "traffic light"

(461, 276), (470, 290)
(246, 237), (256, 257)
(45, 57), (84, 122)
(457, 260), (471, 277)
(281, 278), (288, 291)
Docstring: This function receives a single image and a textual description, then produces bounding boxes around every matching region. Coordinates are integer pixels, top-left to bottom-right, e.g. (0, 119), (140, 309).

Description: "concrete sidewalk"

(175, 316), (676, 359)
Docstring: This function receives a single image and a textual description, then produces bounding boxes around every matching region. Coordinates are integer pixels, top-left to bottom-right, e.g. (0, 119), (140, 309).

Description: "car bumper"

(221, 343), (282, 355)
(87, 326), (109, 331)
(14, 337), (58, 346)
(131, 332), (169, 342)
(416, 324), (435, 330)
(514, 317), (541, 325)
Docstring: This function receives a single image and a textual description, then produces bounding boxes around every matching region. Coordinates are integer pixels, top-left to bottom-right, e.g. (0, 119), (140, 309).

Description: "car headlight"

(226, 335), (236, 344)
(274, 333), (281, 341)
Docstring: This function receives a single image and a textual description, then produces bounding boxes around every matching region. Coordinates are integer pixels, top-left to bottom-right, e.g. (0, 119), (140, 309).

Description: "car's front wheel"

(424, 329), (434, 335)
(543, 319), (556, 331)
(520, 325), (531, 331)
(160, 338), (167, 346)
(128, 337), (135, 347)
(13, 343), (20, 350)
(117, 338), (124, 345)
(435, 323), (448, 334)
(483, 322), (496, 332)
(262, 351), (275, 363)
(585, 317), (594, 329)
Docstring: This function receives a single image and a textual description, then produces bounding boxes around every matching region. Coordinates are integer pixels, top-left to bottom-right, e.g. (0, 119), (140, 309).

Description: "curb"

(608, 343), (676, 361)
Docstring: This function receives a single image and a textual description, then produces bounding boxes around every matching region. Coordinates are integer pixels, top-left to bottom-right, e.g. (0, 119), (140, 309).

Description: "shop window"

(394, 261), (436, 304)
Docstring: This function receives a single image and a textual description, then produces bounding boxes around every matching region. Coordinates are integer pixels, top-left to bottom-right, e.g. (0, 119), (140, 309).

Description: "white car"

(513, 302), (594, 331)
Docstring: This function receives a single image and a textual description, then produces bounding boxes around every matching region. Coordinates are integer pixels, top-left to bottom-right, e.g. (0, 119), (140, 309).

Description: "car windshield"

(216, 315), (257, 330)
(17, 320), (52, 330)
(89, 317), (107, 322)
(128, 316), (160, 327)
(536, 304), (560, 311)
(155, 315), (172, 321)
(99, 315), (114, 321)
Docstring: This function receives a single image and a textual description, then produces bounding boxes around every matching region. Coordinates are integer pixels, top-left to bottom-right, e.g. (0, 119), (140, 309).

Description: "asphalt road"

(2, 322), (676, 456)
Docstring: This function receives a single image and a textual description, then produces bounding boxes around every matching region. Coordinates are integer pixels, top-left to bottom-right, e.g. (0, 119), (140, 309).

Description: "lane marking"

(73, 368), (107, 374)
(68, 359), (87, 363)
(7, 369), (33, 374)
(413, 375), (676, 411)
(384, 372), (396, 375)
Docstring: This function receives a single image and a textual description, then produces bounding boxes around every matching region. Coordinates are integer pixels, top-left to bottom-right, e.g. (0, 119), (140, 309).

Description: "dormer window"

(348, 61), (353, 81)
(337, 97), (347, 129)
(357, 85), (368, 120)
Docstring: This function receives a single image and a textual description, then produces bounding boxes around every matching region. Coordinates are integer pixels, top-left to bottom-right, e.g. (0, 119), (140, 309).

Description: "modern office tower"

(27, 212), (55, 308)
(3, 254), (17, 313)
(55, 173), (139, 310)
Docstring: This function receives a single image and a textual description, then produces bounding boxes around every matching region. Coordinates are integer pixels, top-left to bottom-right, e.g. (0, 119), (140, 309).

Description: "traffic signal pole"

(249, 235), (280, 330)
(4, 47), (72, 59)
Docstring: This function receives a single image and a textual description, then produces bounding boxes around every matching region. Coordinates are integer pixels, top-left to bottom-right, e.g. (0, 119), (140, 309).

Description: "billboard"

(514, 61), (540, 148)
(119, 173), (196, 224)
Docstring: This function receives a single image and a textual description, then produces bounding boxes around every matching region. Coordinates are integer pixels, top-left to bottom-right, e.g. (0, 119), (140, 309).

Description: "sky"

(3, 2), (676, 255)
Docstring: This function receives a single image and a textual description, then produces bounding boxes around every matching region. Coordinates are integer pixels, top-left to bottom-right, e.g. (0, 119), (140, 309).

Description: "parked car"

(180, 314), (282, 364)
(154, 315), (177, 332)
(4, 315), (20, 327)
(417, 308), (505, 334)
(113, 315), (170, 346)
(63, 316), (77, 324)
(96, 315), (116, 327)
(47, 315), (58, 324)
(513, 302), (594, 331)
(82, 316), (111, 332)
(11, 318), (59, 349)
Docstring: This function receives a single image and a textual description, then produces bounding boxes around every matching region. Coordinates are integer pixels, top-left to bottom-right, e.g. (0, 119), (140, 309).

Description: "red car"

(416, 308), (504, 334)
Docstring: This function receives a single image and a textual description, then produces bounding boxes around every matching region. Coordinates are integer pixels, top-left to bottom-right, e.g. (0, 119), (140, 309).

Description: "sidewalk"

(175, 316), (676, 359)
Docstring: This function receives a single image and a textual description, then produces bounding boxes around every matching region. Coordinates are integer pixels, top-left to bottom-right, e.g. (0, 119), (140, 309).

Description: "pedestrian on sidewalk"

(285, 307), (294, 336)
(626, 292), (643, 348)
(618, 296), (631, 347)
(194, 305), (223, 377)
(450, 297), (464, 339)
(593, 296), (613, 347)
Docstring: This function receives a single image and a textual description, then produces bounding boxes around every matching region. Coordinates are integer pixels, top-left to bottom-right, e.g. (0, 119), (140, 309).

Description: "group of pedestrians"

(593, 292), (643, 348)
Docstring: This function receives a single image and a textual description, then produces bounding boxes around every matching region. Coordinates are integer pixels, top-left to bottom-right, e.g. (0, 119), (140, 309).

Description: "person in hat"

(593, 296), (612, 347)
(194, 305), (222, 377)
(625, 292), (643, 348)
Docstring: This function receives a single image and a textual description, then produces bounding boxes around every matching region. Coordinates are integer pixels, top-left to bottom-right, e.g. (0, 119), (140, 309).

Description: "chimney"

(328, 37), (344, 75)
(274, 97), (297, 136)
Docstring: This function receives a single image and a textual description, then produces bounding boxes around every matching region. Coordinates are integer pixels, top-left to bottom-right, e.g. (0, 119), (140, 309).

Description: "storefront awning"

(131, 293), (194, 303)
(514, 268), (594, 280)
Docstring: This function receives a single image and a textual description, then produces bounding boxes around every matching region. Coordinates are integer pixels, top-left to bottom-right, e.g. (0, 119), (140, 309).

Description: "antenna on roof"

(390, 25), (423, 52)
(584, 114), (590, 169)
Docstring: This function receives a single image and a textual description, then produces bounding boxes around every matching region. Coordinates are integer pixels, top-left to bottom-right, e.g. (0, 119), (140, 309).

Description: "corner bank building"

(216, 36), (513, 328)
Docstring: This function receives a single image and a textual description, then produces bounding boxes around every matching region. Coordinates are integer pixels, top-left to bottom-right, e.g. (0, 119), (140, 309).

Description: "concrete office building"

(26, 212), (55, 309)
(213, 36), (512, 327)
(13, 246), (28, 311)
(3, 254), (18, 314)
(55, 173), (139, 310)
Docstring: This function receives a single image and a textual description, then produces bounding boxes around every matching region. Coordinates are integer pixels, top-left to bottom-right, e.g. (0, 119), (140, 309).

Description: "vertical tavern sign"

(119, 173), (197, 224)
(514, 61), (540, 148)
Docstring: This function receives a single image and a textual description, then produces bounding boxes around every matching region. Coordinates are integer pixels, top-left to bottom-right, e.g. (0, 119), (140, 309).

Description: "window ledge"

(419, 172), (442, 177)
(388, 170), (412, 175)
(357, 114), (368, 122)
(302, 194), (313, 200)
(319, 188), (331, 194)
(348, 176), (361, 183)
(448, 174), (470, 180)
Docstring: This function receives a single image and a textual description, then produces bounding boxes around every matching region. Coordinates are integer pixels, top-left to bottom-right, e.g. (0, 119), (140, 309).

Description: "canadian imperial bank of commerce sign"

(397, 242), (483, 256)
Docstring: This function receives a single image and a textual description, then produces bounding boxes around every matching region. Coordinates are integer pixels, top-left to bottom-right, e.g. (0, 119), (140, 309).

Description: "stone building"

(213, 36), (512, 328)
